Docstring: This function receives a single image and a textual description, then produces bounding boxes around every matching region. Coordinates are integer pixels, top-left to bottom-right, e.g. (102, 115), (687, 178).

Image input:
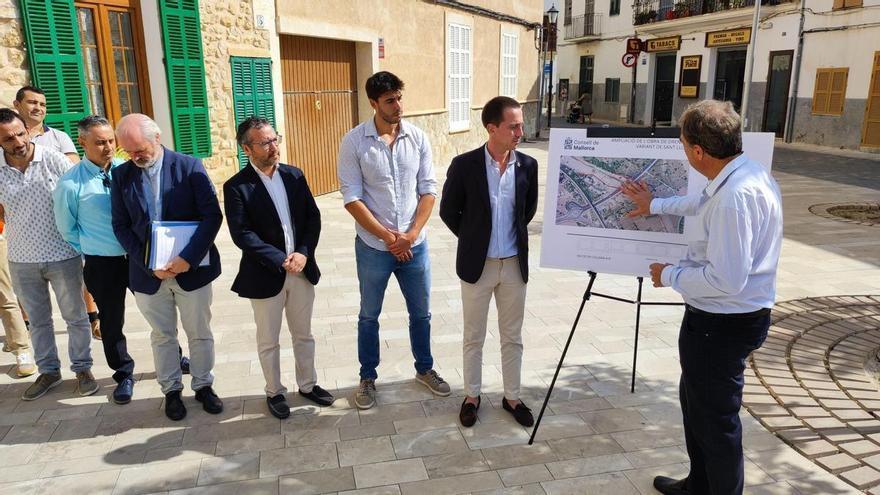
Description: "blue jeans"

(355, 236), (432, 380)
(9, 256), (92, 375)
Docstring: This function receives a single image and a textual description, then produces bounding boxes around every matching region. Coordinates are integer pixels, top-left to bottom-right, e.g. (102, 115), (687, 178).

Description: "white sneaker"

(15, 352), (36, 377)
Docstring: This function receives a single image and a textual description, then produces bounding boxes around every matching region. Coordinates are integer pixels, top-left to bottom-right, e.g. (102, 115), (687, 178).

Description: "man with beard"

(13, 86), (103, 338)
(110, 113), (223, 421)
(337, 71), (449, 410)
(440, 96), (539, 428)
(53, 115), (137, 404)
(224, 117), (334, 419)
(0, 108), (95, 400)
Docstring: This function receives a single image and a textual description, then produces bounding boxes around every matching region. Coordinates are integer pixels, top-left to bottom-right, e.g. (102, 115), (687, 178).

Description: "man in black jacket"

(224, 117), (334, 419)
(439, 96), (539, 428)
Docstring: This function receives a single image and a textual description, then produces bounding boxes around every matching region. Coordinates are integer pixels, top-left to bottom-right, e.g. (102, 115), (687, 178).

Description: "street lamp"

(545, 5), (558, 133)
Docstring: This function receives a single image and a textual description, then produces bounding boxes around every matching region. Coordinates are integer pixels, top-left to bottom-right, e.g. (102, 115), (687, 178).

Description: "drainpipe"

(740, 0), (763, 131)
(784, 0), (807, 143)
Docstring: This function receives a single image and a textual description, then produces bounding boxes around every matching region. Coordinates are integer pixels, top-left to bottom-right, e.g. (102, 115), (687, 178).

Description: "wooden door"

(761, 50), (793, 137)
(862, 51), (880, 148)
(280, 35), (358, 195)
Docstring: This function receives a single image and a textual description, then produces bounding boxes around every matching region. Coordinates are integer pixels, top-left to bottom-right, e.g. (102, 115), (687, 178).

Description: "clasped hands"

(153, 256), (190, 280)
(383, 229), (415, 262)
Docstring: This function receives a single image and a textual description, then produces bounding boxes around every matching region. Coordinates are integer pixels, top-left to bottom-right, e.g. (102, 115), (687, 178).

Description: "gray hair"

(77, 115), (112, 136)
(679, 100), (742, 159)
(115, 113), (161, 142)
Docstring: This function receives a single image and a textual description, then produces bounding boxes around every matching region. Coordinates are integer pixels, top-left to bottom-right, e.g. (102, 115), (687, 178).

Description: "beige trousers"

(0, 237), (29, 354)
(461, 256), (527, 399)
(251, 271), (317, 397)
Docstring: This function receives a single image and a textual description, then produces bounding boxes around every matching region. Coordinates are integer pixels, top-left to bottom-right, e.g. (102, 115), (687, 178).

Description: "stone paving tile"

(352, 459), (428, 489)
(278, 467), (357, 495)
(422, 449), (490, 478)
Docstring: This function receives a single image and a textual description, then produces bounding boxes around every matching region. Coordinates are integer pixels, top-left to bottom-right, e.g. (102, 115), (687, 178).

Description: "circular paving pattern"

(745, 296), (880, 491)
(809, 202), (880, 227)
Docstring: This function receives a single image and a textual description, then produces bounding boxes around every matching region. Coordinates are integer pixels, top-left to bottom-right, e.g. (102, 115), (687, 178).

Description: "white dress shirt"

(252, 164), (295, 255)
(337, 119), (437, 251)
(651, 154), (782, 314)
(0, 144), (79, 263)
(484, 145), (518, 259)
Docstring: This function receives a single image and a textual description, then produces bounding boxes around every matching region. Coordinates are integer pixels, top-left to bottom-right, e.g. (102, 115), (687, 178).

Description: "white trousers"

(461, 256), (526, 399)
(251, 272), (317, 397)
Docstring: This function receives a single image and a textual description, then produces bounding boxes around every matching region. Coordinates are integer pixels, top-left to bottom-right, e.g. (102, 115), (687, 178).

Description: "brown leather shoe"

(459, 396), (480, 427)
(502, 397), (534, 427)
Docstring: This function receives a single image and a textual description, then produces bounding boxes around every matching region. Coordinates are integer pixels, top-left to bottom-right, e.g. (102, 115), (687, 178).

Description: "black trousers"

(678, 306), (770, 495)
(83, 255), (135, 383)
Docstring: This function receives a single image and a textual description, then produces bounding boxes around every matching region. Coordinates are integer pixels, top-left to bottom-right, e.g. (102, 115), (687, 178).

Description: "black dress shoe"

(195, 386), (223, 414)
(299, 385), (335, 406)
(653, 476), (688, 495)
(267, 394), (290, 419)
(502, 397), (534, 427)
(459, 396), (480, 427)
(165, 390), (187, 421)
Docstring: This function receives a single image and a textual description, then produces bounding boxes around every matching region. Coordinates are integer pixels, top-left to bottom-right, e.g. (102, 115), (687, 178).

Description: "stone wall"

(0, 3), (28, 106)
(198, 0), (270, 184)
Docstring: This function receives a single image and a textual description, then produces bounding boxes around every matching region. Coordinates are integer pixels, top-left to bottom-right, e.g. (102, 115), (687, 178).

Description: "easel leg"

(631, 277), (644, 393)
(529, 271), (597, 445)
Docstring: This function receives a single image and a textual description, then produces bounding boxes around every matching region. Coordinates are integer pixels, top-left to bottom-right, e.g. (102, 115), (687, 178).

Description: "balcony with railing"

(565, 14), (603, 39)
(633, 0), (790, 25)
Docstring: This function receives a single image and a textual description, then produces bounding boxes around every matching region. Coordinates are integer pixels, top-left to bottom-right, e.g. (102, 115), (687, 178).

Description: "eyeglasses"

(250, 135), (283, 150)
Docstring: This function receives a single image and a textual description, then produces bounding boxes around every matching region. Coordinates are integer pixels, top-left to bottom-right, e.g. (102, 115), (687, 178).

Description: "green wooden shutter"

(19, 0), (88, 142)
(158, 0), (211, 157)
(231, 57), (275, 169)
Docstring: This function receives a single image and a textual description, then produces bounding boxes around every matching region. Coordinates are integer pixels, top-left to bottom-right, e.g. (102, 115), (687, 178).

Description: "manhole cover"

(809, 202), (880, 226)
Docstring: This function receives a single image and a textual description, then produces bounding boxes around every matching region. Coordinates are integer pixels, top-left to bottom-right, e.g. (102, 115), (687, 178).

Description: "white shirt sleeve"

(650, 194), (704, 217)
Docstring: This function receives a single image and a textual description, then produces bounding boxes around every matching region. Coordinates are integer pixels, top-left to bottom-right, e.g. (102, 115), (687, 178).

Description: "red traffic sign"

(626, 38), (643, 54)
(622, 53), (637, 68)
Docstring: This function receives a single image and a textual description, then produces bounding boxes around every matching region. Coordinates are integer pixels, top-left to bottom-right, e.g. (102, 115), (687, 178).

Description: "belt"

(487, 255), (517, 261)
(83, 254), (128, 260)
(685, 304), (770, 318)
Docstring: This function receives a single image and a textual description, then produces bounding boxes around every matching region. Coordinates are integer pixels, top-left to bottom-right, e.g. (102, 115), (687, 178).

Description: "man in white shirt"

(0, 108), (96, 401)
(223, 117), (334, 419)
(622, 99), (782, 495)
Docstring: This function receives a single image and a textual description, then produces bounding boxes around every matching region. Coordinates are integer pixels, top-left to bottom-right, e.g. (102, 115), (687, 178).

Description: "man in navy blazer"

(439, 96), (539, 428)
(223, 117), (334, 419)
(110, 113), (223, 421)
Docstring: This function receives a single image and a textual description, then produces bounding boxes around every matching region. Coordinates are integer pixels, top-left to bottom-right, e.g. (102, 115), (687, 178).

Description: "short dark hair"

(679, 100), (742, 159)
(0, 108), (26, 127)
(481, 96), (521, 128)
(236, 116), (273, 146)
(77, 115), (111, 136)
(15, 86), (44, 102)
(365, 71), (404, 101)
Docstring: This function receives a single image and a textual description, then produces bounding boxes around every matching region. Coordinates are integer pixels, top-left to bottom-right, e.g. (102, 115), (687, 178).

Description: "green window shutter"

(158, 0), (211, 157)
(231, 56), (275, 169)
(19, 0), (88, 143)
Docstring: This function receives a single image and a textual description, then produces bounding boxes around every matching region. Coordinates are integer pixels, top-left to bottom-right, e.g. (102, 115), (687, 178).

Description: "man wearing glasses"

(224, 117), (333, 419)
(53, 115), (137, 405)
(110, 113), (223, 421)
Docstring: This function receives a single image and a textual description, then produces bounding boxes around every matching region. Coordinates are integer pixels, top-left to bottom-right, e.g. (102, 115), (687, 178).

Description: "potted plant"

(674, 1), (691, 17)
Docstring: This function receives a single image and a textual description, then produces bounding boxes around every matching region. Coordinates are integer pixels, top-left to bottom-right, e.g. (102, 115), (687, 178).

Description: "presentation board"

(539, 129), (775, 277)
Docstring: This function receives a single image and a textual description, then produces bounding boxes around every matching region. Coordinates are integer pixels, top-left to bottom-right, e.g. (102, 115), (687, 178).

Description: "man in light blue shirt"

(623, 100), (782, 495)
(337, 71), (449, 410)
(53, 115), (136, 404)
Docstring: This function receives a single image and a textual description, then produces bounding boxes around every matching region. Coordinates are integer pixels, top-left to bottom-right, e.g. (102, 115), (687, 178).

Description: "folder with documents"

(146, 221), (210, 270)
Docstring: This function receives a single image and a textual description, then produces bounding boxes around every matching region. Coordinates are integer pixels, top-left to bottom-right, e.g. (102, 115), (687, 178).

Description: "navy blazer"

(439, 145), (539, 284)
(110, 147), (222, 295)
(223, 163), (321, 299)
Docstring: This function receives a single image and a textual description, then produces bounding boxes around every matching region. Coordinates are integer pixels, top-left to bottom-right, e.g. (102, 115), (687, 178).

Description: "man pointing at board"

(622, 100), (782, 495)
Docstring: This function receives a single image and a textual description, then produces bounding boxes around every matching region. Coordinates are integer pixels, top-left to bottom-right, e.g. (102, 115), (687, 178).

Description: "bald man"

(110, 114), (223, 421)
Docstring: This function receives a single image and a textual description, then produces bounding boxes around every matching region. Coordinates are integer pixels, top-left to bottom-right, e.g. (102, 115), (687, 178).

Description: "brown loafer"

(459, 396), (480, 427)
(502, 397), (534, 427)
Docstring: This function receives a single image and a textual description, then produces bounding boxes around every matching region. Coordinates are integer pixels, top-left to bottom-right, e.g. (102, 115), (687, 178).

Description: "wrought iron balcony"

(565, 14), (603, 39)
(633, 0), (789, 25)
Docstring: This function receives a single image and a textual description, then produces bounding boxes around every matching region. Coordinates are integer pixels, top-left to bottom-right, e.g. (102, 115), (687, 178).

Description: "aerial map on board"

(555, 156), (689, 234)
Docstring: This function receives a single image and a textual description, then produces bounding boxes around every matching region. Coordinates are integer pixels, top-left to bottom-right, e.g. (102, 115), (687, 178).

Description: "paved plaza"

(0, 140), (878, 494)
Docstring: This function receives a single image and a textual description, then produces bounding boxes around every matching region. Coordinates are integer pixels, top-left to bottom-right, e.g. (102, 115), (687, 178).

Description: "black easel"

(528, 271), (683, 444)
(528, 126), (685, 445)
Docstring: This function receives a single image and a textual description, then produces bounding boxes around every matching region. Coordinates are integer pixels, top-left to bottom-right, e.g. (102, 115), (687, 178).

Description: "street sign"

(626, 38), (643, 55)
(622, 53), (637, 68)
